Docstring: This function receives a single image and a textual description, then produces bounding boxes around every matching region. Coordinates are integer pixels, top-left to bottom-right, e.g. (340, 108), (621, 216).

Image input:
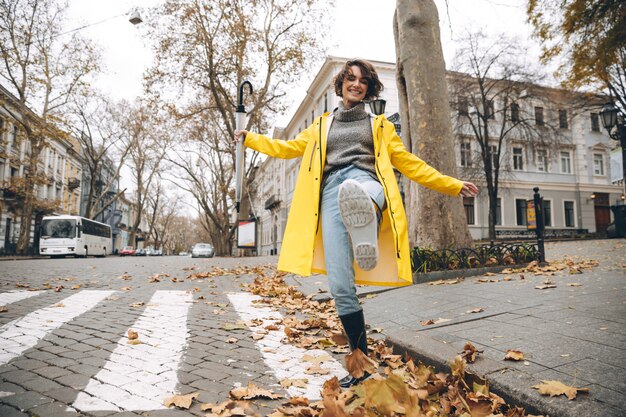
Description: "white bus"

(39, 215), (112, 258)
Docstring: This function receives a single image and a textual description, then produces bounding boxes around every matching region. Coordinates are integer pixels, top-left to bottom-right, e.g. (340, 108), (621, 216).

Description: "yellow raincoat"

(244, 113), (463, 286)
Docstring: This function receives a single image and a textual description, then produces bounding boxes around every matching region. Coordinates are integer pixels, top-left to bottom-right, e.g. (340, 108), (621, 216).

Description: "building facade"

(0, 84), (84, 254)
(248, 57), (622, 254)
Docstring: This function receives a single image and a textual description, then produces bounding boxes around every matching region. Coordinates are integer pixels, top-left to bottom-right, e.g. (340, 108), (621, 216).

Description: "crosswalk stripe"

(0, 290), (44, 307)
(71, 290), (192, 412)
(0, 290), (114, 366)
(227, 292), (347, 400)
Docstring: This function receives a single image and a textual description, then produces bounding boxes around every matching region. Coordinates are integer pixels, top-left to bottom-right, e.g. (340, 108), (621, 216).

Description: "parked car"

(191, 243), (215, 258)
(178, 251), (189, 256)
(135, 248), (146, 256)
(153, 249), (163, 256)
(119, 246), (135, 256)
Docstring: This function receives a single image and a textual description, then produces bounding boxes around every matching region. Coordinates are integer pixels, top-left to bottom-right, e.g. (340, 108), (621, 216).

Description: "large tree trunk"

(16, 139), (43, 255)
(394, 0), (473, 249)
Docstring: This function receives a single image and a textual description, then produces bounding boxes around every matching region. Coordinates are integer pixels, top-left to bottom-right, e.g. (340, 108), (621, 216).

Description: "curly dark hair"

(333, 59), (384, 101)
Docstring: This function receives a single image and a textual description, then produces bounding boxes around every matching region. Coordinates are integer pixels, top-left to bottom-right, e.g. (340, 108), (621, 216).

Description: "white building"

(248, 57), (622, 254)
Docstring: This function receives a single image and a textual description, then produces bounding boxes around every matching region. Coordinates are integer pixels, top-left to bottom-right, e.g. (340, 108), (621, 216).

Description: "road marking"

(227, 292), (347, 400)
(0, 290), (44, 307)
(0, 290), (114, 366)
(72, 290), (192, 412)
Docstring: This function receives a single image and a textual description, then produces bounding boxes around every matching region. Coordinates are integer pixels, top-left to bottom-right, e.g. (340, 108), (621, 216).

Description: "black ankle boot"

(338, 310), (370, 388)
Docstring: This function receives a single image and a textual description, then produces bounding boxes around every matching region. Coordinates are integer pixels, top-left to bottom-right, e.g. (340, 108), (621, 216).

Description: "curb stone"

(385, 329), (621, 417)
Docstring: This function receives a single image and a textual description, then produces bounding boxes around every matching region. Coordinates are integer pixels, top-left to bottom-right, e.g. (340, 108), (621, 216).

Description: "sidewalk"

(286, 239), (625, 417)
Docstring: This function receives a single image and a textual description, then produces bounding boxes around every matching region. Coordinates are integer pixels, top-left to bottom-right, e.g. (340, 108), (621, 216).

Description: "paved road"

(0, 255), (332, 416)
(1, 239), (624, 417)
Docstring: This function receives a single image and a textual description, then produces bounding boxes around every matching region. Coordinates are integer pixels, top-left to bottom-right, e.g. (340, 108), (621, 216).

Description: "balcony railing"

(264, 194), (281, 210)
(67, 178), (80, 190)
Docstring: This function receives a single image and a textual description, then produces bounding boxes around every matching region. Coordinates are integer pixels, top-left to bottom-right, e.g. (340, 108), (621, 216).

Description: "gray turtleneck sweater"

(323, 102), (376, 179)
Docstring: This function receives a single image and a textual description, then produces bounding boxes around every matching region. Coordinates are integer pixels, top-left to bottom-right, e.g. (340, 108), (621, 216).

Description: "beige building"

(0, 84), (84, 254)
(247, 56), (622, 254)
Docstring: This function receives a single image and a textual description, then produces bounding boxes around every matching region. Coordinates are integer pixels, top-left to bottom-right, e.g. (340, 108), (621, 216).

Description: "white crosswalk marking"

(0, 290), (114, 366)
(71, 290), (192, 412)
(0, 290), (44, 307)
(227, 292), (347, 400)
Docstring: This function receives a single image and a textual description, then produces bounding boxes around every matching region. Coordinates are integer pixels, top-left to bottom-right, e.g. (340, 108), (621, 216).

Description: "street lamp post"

(600, 102), (626, 198)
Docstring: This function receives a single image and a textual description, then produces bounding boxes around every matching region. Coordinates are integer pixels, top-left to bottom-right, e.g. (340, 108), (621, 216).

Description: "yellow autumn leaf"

(163, 392), (199, 409)
(345, 348), (377, 378)
(127, 329), (139, 340)
(532, 380), (590, 400)
(229, 382), (282, 400)
(504, 349), (525, 361)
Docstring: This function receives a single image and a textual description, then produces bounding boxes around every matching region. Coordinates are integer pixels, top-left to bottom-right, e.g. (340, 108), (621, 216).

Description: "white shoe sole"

(338, 179), (379, 271)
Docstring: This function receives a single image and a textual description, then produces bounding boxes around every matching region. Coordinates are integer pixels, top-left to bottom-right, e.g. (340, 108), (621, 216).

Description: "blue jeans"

(321, 166), (385, 316)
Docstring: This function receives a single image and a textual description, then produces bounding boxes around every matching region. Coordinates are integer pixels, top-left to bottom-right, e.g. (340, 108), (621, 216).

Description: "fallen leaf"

(129, 301), (144, 307)
(0, 307), (8, 313)
(568, 283), (583, 287)
(127, 329), (138, 340)
(532, 380), (590, 400)
(535, 284), (556, 290)
(226, 337), (238, 344)
(365, 293), (378, 299)
(460, 342), (483, 363)
(121, 287), (132, 291)
(163, 392), (199, 409)
(504, 349), (525, 361)
(302, 353), (332, 364)
(54, 303), (65, 308)
(345, 348), (377, 378)
(331, 333), (348, 345)
(118, 274), (132, 280)
(229, 382), (282, 400)
(467, 308), (484, 313)
(71, 285), (81, 290)
(280, 378), (308, 388)
(304, 364), (330, 375)
(222, 322), (246, 331)
(127, 340), (142, 345)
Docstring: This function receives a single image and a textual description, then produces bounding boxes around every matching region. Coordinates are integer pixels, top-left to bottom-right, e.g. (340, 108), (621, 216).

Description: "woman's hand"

(459, 181), (478, 197)
(232, 130), (248, 149)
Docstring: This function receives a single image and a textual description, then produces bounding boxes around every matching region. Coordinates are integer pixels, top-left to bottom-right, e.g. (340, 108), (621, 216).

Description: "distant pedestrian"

(235, 58), (478, 387)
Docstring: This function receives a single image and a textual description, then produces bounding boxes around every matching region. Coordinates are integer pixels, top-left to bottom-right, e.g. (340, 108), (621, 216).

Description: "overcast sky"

(65, 0), (539, 126)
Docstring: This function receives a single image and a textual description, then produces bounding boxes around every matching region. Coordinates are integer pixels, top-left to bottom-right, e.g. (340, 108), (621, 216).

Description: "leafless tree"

(0, 0), (100, 254)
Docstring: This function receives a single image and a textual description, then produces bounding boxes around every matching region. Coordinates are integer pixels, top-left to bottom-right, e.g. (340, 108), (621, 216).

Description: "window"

(543, 200), (552, 226)
(495, 198), (502, 226)
(513, 147), (524, 170)
(486, 100), (495, 119)
(593, 153), (604, 175)
(558, 109), (568, 129)
(564, 201), (575, 227)
(590, 113), (600, 132)
(464, 197), (475, 225)
(488, 145), (499, 168)
(534, 106), (544, 126)
(460, 142), (472, 167)
(311, 110), (315, 122)
(324, 93), (328, 112)
(511, 102), (520, 123)
(515, 199), (527, 226)
(458, 96), (468, 116)
(537, 149), (548, 172)
(560, 151), (571, 173)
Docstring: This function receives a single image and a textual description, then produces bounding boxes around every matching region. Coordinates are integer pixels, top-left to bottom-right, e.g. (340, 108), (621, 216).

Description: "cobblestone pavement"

(0, 239), (624, 417)
(0, 255), (329, 416)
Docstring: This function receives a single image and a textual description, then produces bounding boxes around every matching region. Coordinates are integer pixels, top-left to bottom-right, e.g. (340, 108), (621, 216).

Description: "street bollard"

(533, 187), (546, 262)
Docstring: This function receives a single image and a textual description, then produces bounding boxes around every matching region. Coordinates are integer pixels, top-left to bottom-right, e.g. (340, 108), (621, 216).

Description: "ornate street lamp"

(369, 99), (386, 116)
(600, 102), (626, 198)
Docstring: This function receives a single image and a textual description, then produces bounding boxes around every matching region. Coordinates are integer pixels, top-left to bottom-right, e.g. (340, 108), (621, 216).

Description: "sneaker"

(338, 179), (379, 271)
